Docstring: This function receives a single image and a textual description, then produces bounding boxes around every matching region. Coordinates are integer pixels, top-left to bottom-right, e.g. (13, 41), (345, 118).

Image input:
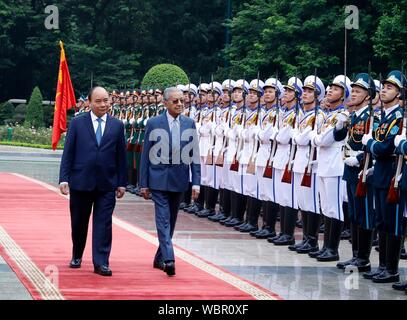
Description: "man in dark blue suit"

(59, 86), (127, 276)
(140, 87), (201, 276)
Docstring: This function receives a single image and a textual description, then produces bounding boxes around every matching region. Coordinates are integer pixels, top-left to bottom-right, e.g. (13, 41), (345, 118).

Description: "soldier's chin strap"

(352, 94), (370, 109)
(383, 91), (400, 105)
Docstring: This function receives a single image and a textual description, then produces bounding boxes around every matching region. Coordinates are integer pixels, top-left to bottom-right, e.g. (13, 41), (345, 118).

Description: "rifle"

(281, 75), (300, 184)
(197, 77), (203, 124)
(356, 65), (376, 197)
(230, 78), (247, 172)
(187, 82), (191, 118)
(263, 74), (280, 179)
(301, 68), (319, 187)
(215, 78), (232, 167)
(205, 75), (215, 165)
(246, 71), (261, 174)
(387, 68), (406, 204)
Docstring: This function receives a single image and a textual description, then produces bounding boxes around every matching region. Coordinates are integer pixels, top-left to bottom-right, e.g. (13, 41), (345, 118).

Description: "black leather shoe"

(363, 267), (385, 280)
(372, 270), (399, 283)
(219, 216), (232, 225)
(240, 224), (258, 233)
(296, 242), (319, 254)
(94, 265), (112, 276)
(345, 259), (371, 273)
(393, 280), (407, 291)
(69, 258), (82, 269)
(257, 230), (276, 239)
(316, 248), (339, 262)
(273, 234), (295, 246)
(179, 202), (188, 210)
(267, 233), (282, 243)
(153, 260), (164, 270)
(309, 247), (327, 258)
(234, 222), (247, 231)
(163, 261), (176, 276)
(337, 257), (358, 269)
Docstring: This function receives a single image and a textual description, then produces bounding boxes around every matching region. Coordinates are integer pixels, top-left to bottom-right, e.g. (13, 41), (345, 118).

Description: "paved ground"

(0, 145), (406, 300)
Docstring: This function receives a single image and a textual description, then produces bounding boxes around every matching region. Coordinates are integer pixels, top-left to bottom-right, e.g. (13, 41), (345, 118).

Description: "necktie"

(96, 118), (103, 146)
(171, 119), (180, 164)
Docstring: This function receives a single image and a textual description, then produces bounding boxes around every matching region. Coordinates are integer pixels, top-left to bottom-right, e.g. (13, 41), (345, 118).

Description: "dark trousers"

(69, 189), (116, 267)
(375, 188), (404, 236)
(151, 190), (183, 263)
(347, 181), (375, 230)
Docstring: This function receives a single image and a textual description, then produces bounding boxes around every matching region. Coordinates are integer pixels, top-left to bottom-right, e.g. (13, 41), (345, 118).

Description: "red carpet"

(0, 173), (279, 300)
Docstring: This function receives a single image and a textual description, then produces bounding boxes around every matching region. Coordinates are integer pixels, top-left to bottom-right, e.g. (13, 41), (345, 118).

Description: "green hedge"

(0, 141), (63, 150)
(141, 64), (189, 90)
(0, 125), (65, 148)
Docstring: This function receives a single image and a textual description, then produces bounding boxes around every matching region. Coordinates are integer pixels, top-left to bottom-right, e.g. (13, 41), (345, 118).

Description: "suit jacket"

(59, 112), (127, 191)
(140, 112), (201, 192)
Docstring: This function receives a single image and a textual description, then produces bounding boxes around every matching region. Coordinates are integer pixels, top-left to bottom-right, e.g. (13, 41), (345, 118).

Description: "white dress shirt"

(91, 111), (107, 136)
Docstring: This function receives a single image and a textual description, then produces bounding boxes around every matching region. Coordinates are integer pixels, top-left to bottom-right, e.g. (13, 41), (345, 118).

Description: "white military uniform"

(240, 107), (261, 198)
(312, 105), (347, 221)
(226, 106), (245, 194)
(274, 106), (302, 209)
(292, 108), (324, 214)
(255, 105), (278, 202)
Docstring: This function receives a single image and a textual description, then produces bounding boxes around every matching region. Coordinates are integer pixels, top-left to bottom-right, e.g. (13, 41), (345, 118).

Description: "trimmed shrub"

(25, 86), (45, 128)
(141, 64), (189, 90)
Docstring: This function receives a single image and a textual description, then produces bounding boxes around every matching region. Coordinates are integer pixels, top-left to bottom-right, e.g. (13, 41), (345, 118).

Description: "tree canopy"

(0, 0), (405, 103)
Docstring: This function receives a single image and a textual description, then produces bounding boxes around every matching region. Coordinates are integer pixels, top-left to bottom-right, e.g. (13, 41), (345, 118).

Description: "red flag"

(52, 41), (76, 150)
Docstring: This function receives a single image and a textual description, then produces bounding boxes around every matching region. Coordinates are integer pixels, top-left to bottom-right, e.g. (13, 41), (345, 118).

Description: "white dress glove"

(344, 156), (359, 167)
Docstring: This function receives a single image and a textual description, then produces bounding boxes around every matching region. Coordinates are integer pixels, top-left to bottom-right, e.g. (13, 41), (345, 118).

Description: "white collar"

(355, 104), (369, 117)
(166, 111), (180, 123)
(91, 111), (107, 122)
(384, 104), (399, 117)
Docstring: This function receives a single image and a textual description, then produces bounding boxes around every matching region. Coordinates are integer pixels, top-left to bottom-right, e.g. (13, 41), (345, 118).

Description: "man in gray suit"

(140, 87), (201, 276)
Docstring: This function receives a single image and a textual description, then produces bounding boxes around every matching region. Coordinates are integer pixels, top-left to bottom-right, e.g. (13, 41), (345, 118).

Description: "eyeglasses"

(171, 99), (184, 104)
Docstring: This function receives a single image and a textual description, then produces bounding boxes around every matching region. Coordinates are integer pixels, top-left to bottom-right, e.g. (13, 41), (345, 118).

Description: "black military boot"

(268, 205), (285, 243)
(393, 280), (407, 291)
(350, 227), (373, 272)
(363, 231), (387, 279)
(310, 216), (331, 258)
(273, 207), (296, 246)
(373, 233), (402, 283)
(337, 223), (359, 269)
(216, 189), (232, 222)
(297, 212), (320, 254)
(317, 218), (343, 262)
(289, 211), (309, 251)
(257, 201), (277, 239)
(197, 187), (218, 218)
(225, 193), (246, 227)
(241, 197), (261, 233)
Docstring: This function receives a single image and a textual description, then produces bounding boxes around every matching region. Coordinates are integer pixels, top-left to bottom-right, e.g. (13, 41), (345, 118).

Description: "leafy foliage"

(0, 102), (15, 125)
(142, 64), (189, 90)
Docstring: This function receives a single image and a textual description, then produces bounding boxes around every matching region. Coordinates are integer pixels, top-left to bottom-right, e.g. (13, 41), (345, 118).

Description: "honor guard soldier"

(252, 78), (284, 239)
(179, 84), (198, 210)
(154, 89), (165, 115)
(309, 75), (351, 261)
(335, 73), (377, 271)
(362, 70), (405, 283)
(209, 79), (236, 222)
(290, 75), (325, 253)
(270, 76), (303, 246)
(197, 81), (222, 218)
(184, 83), (209, 214)
(223, 79), (250, 227)
(234, 78), (264, 232)
(182, 84), (198, 119)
